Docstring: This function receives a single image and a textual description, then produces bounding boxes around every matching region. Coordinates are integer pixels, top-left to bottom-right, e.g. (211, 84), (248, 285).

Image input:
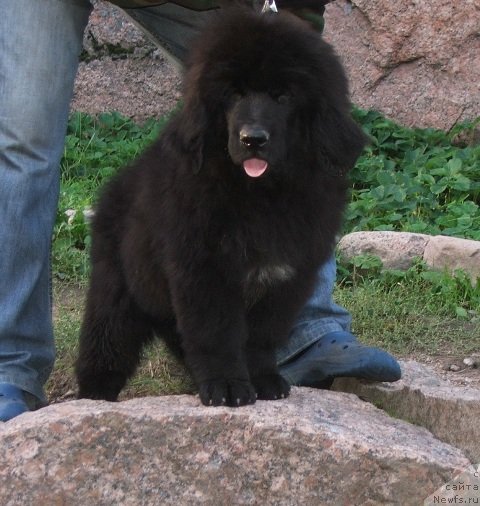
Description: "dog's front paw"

(198, 378), (256, 407)
(252, 373), (290, 400)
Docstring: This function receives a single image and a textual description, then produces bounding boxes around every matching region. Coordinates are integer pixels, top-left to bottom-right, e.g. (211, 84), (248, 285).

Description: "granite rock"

(0, 388), (470, 505)
(337, 231), (430, 270)
(423, 235), (480, 281)
(73, 1), (480, 129)
(324, 0), (480, 129)
(338, 232), (480, 281)
(334, 360), (480, 462)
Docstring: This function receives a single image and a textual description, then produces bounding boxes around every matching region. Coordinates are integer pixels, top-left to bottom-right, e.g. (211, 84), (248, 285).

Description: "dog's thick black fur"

(75, 8), (367, 407)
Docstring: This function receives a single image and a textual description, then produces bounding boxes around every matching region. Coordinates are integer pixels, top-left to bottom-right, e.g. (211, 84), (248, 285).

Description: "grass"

(336, 265), (480, 356)
(47, 109), (480, 401)
(49, 284), (195, 402)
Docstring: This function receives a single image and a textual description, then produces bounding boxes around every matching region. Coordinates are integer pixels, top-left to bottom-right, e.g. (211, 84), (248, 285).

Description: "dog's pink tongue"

(243, 158), (268, 178)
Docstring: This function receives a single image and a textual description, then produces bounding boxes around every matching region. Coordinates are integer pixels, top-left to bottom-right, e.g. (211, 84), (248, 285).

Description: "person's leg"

(278, 255), (401, 386)
(0, 0), (92, 420)
(122, 1), (327, 66)
(277, 254), (351, 364)
(124, 3), (218, 67)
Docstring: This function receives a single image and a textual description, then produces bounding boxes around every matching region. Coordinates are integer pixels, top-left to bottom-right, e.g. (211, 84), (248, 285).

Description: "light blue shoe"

(0, 383), (30, 422)
(279, 331), (402, 388)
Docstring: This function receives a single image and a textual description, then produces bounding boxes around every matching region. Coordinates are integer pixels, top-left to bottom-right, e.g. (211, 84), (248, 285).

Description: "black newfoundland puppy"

(76, 7), (366, 407)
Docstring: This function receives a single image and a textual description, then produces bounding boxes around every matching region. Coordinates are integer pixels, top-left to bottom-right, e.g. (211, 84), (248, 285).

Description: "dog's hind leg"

(75, 261), (155, 401)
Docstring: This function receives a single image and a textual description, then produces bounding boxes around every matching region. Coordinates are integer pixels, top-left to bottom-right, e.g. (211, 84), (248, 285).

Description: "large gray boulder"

(0, 388), (470, 505)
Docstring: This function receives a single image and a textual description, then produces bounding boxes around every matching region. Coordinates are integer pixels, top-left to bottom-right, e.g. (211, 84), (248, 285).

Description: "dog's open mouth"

(243, 158), (269, 178)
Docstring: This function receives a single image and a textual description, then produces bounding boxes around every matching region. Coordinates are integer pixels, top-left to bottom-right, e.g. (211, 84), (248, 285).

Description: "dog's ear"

(312, 106), (368, 175)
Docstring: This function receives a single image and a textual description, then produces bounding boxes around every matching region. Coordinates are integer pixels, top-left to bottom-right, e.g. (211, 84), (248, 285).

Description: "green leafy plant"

(53, 112), (166, 281)
(53, 108), (480, 308)
(347, 109), (480, 239)
(47, 110), (480, 398)
(336, 253), (384, 285)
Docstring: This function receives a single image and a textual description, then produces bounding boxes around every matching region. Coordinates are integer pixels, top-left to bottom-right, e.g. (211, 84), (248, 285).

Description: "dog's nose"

(239, 127), (269, 149)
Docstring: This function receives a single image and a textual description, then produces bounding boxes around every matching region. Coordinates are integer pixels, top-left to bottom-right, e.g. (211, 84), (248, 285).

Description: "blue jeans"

(0, 0), (92, 407)
(0, 0), (351, 407)
(277, 258), (351, 365)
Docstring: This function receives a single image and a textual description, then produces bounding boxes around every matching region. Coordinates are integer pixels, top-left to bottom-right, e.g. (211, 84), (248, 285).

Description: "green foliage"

(347, 109), (480, 239)
(418, 269), (480, 319)
(334, 277), (479, 356)
(49, 109), (480, 371)
(336, 253), (383, 285)
(53, 108), (480, 320)
(61, 111), (164, 182)
(53, 112), (166, 280)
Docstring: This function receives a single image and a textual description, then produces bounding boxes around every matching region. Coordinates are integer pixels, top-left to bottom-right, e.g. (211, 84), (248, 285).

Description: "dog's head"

(226, 91), (293, 177)
(178, 8), (367, 179)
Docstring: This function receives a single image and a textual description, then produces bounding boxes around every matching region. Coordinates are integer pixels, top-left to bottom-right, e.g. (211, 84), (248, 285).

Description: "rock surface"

(423, 235), (480, 281)
(72, 56), (181, 122)
(424, 464), (480, 505)
(72, 2), (181, 123)
(338, 231), (480, 281)
(337, 231), (430, 270)
(72, 1), (480, 129)
(324, 0), (480, 130)
(0, 389), (470, 505)
(333, 361), (480, 463)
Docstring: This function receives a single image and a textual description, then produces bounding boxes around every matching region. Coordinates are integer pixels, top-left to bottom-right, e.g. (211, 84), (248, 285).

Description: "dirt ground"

(409, 352), (480, 389)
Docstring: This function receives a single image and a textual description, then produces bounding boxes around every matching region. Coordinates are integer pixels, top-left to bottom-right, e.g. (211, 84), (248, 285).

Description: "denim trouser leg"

(276, 255), (352, 365)
(125, 3), (217, 67)
(0, 0), (91, 406)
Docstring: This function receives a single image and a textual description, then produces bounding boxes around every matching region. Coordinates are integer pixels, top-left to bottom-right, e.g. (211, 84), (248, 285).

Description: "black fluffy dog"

(75, 8), (366, 407)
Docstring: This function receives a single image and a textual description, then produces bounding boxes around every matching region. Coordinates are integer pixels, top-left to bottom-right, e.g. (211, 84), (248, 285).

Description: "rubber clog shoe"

(279, 331), (402, 387)
(0, 383), (30, 422)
